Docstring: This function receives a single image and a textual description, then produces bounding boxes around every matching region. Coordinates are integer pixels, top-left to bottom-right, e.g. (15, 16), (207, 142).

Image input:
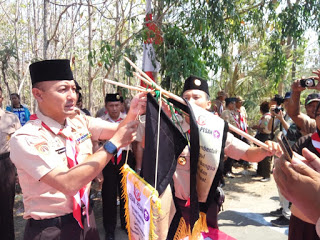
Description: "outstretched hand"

(273, 149), (320, 224)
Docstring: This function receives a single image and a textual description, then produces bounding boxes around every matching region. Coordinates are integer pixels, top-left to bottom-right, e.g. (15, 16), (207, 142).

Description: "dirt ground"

(13, 162), (281, 240)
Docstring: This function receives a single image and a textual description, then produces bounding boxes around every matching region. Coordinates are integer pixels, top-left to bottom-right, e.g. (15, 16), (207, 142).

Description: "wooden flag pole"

(124, 56), (270, 151)
(104, 79), (154, 93)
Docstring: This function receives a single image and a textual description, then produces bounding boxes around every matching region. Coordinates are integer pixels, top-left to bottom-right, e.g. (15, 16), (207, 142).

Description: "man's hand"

(110, 120), (139, 149)
(270, 104), (284, 119)
(291, 79), (305, 92)
(273, 150), (320, 224)
(128, 92), (147, 118)
(264, 140), (283, 157)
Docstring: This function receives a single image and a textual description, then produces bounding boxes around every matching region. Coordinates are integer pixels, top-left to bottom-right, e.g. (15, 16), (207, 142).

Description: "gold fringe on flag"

(120, 164), (162, 240)
(191, 212), (209, 239)
(173, 212), (208, 240)
(173, 217), (191, 240)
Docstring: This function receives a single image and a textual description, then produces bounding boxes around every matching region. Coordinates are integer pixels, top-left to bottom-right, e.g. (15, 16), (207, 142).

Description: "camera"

(300, 78), (315, 87)
(273, 106), (284, 114)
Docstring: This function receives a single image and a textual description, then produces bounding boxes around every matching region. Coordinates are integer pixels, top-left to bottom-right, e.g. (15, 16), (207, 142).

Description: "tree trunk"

(87, 0), (93, 113)
(43, 0), (49, 59)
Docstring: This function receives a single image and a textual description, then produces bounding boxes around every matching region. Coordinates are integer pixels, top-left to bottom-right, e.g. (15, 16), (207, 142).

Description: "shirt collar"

(36, 110), (66, 135)
(105, 112), (126, 123)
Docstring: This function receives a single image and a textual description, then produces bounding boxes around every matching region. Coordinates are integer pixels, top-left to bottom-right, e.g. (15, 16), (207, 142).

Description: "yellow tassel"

(191, 212), (208, 240)
(173, 217), (190, 240)
(120, 164), (132, 240)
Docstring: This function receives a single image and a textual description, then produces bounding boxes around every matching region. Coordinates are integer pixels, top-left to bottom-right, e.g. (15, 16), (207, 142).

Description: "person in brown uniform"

(0, 86), (21, 239)
(10, 59), (146, 240)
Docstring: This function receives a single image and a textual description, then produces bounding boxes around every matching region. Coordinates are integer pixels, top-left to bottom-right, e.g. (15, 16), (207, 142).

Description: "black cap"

(225, 97), (237, 105)
(183, 75), (209, 96)
(271, 94), (284, 105)
(284, 92), (291, 99)
(105, 93), (121, 103)
(305, 93), (320, 105)
(29, 59), (74, 85)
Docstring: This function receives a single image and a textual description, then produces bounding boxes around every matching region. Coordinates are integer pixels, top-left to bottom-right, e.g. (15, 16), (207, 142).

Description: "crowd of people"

(1, 59), (320, 240)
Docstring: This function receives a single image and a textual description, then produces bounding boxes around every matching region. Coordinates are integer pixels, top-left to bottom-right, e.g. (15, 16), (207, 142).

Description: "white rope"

(154, 91), (162, 191)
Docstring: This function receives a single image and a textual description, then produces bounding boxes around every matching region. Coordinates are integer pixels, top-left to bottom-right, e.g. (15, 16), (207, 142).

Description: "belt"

(29, 213), (75, 228)
(0, 152), (10, 160)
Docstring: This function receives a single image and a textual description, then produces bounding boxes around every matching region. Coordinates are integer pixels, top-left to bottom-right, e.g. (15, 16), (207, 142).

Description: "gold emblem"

(34, 142), (50, 155)
(178, 156), (187, 166)
(194, 79), (201, 86)
(116, 94), (120, 100)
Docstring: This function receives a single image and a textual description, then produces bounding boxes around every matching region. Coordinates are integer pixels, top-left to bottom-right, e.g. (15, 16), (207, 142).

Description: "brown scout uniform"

(10, 109), (115, 239)
(0, 108), (21, 239)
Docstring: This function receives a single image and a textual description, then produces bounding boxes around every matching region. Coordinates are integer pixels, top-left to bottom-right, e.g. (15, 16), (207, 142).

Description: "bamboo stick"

(124, 57), (270, 151)
(104, 79), (149, 93)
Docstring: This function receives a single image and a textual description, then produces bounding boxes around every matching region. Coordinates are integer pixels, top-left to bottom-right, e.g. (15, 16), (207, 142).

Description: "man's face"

(306, 101), (319, 119)
(182, 89), (211, 110)
(236, 101), (242, 109)
(35, 80), (77, 118)
(315, 106), (320, 129)
(105, 101), (121, 120)
(228, 102), (236, 110)
(0, 90), (3, 108)
(11, 95), (20, 107)
(283, 99), (289, 110)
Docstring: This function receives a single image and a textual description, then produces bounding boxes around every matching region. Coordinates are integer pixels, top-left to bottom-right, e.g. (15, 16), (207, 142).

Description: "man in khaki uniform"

(172, 76), (281, 232)
(0, 86), (21, 239)
(10, 59), (145, 240)
(99, 93), (135, 240)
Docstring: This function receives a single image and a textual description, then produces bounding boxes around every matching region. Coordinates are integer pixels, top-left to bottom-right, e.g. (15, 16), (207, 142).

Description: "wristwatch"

(103, 141), (118, 155)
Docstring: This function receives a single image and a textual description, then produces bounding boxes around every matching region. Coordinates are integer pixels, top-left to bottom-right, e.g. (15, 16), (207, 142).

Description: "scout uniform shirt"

(220, 109), (240, 129)
(10, 109), (115, 220)
(0, 108), (21, 154)
(258, 112), (272, 134)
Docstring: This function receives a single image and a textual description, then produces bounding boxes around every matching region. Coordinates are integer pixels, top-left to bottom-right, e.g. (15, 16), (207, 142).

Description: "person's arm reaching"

(273, 148), (320, 224)
(241, 140), (282, 162)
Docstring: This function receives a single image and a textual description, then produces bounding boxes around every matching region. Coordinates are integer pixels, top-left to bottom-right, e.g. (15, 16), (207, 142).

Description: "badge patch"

(55, 147), (66, 154)
(34, 142), (50, 155)
(194, 79), (201, 86)
(76, 132), (92, 145)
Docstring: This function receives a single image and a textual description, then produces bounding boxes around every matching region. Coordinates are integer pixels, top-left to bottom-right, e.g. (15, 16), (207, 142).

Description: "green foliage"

(155, 25), (208, 94)
(124, 46), (137, 78)
(0, 41), (17, 69)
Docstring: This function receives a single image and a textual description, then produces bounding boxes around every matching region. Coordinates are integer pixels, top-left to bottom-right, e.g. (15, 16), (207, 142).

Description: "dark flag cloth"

(141, 93), (187, 196)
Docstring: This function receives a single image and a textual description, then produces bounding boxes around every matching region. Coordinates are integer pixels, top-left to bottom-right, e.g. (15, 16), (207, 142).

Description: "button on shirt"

(10, 109), (112, 220)
(0, 109), (21, 154)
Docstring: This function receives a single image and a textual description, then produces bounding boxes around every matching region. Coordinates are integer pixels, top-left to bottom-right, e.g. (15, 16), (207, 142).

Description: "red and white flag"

(141, 0), (162, 87)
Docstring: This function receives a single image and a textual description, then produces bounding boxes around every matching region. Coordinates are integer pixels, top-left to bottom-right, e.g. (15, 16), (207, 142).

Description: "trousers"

(23, 207), (99, 240)
(101, 151), (135, 235)
(0, 154), (16, 240)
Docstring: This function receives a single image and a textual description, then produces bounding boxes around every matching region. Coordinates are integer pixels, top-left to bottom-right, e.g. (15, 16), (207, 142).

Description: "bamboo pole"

(104, 79), (152, 93)
(124, 57), (270, 151)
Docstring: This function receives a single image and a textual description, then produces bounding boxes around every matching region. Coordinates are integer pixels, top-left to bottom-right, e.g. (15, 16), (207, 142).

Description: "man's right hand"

(273, 150), (320, 224)
(291, 79), (305, 92)
(110, 120), (139, 149)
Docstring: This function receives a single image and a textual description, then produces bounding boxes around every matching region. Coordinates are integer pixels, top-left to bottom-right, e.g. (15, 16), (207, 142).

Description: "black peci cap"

(29, 59), (74, 85)
(183, 75), (209, 96)
(105, 93), (121, 103)
(225, 97), (237, 105)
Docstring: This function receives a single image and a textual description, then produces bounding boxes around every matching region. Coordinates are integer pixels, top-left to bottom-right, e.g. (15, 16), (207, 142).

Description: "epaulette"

(4, 110), (16, 116)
